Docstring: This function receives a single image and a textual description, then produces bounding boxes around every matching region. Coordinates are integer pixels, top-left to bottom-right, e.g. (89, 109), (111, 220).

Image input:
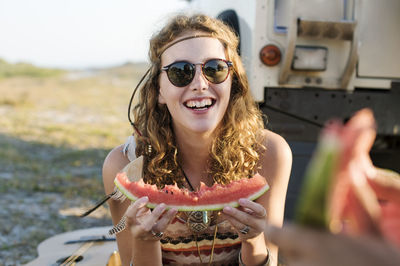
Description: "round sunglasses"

(161, 58), (233, 87)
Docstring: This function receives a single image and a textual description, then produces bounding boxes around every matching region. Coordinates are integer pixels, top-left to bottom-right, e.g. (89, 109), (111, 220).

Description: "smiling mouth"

(184, 99), (216, 110)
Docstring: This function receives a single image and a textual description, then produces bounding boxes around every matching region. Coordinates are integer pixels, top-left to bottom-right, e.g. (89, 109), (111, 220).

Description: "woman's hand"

(265, 222), (400, 266)
(125, 196), (177, 241)
(222, 198), (267, 240)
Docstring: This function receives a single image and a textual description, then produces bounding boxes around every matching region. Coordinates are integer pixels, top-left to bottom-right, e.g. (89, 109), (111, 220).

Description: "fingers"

(125, 196), (150, 225)
(222, 199), (267, 239)
(238, 198), (267, 218)
(222, 199), (267, 226)
(140, 203), (168, 231)
(125, 197), (178, 240)
(152, 208), (177, 232)
(222, 206), (250, 225)
(146, 204), (178, 232)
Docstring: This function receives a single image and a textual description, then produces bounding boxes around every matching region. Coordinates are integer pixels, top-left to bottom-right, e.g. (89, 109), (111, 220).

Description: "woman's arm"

(103, 145), (136, 265)
(103, 145), (171, 266)
(246, 129), (292, 265)
(222, 129), (292, 265)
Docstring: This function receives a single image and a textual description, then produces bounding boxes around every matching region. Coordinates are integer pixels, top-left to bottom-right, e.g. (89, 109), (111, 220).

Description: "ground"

(0, 62), (147, 265)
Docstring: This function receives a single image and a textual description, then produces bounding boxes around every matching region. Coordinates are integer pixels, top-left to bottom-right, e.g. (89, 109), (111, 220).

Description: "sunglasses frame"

(161, 58), (233, 87)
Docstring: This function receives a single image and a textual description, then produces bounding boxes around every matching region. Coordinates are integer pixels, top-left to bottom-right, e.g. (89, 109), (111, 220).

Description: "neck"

(175, 131), (214, 189)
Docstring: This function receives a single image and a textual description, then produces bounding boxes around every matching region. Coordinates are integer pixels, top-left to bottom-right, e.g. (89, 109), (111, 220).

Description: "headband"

(159, 34), (221, 57)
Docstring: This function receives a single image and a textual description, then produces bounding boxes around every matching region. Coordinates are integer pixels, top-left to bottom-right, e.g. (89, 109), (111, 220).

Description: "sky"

(0, 0), (190, 69)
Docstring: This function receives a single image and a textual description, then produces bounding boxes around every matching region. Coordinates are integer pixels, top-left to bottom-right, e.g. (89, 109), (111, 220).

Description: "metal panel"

(357, 0), (400, 78)
(261, 84), (400, 139)
(274, 0), (347, 32)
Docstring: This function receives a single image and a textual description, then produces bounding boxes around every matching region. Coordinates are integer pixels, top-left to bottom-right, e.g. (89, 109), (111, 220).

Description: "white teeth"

(186, 99), (212, 108)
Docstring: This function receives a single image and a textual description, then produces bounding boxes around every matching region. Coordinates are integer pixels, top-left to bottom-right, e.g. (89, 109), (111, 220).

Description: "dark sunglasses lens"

(167, 62), (194, 87)
(203, 59), (230, 84)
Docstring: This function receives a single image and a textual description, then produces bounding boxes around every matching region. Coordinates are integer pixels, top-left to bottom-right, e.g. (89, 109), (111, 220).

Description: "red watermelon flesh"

(295, 108), (400, 249)
(114, 172), (269, 211)
(327, 109), (378, 232)
(327, 109), (400, 249)
(380, 201), (400, 248)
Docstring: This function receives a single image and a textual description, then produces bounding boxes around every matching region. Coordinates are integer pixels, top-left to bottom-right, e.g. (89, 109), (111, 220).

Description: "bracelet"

(238, 248), (271, 266)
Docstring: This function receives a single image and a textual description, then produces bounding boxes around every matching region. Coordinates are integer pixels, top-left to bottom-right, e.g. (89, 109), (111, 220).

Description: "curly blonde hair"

(132, 14), (265, 188)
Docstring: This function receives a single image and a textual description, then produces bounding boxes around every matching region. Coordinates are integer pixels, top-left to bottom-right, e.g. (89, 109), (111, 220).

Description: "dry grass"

(0, 61), (147, 265)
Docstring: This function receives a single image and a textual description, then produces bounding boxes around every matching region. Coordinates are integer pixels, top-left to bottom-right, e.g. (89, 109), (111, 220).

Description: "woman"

(103, 14), (292, 265)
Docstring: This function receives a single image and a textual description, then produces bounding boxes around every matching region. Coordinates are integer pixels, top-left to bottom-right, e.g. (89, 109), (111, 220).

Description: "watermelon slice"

(294, 121), (342, 228)
(114, 172), (269, 211)
(295, 108), (400, 249)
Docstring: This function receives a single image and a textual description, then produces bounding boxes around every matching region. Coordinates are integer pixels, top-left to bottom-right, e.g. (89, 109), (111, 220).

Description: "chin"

(189, 123), (219, 134)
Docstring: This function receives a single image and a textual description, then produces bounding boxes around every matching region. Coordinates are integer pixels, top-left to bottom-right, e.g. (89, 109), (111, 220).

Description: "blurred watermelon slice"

(294, 121), (342, 228)
(295, 108), (400, 249)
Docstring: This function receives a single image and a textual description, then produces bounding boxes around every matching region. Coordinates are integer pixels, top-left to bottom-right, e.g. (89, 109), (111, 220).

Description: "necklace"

(181, 169), (210, 233)
(181, 167), (218, 265)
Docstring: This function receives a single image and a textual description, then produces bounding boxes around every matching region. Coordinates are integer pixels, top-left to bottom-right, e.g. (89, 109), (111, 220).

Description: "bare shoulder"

(102, 145), (130, 194)
(258, 129), (292, 184)
(259, 129), (292, 163)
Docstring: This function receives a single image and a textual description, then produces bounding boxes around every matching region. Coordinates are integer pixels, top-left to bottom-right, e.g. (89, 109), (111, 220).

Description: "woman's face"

(158, 33), (232, 136)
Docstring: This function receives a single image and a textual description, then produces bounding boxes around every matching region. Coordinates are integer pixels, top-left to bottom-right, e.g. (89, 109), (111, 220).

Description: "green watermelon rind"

(294, 133), (341, 228)
(114, 176), (270, 211)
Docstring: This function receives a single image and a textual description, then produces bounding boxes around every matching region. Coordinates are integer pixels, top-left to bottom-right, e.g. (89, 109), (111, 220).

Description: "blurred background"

(1, 0), (400, 265)
(0, 0), (189, 264)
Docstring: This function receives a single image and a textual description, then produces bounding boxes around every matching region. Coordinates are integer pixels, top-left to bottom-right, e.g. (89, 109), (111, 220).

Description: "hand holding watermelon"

(111, 155), (270, 240)
(264, 222), (400, 266)
(263, 108), (400, 266)
(295, 108), (400, 249)
(123, 196), (177, 241)
(222, 198), (268, 240)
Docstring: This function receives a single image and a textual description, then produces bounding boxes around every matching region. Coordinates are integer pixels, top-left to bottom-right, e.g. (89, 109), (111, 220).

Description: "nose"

(188, 65), (208, 91)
